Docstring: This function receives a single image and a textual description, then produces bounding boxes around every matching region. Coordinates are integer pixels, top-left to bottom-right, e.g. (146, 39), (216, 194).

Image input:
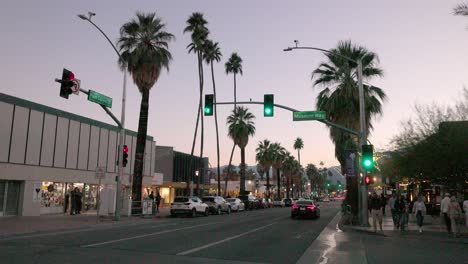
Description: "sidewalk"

(0, 208), (171, 237)
(298, 211), (468, 264)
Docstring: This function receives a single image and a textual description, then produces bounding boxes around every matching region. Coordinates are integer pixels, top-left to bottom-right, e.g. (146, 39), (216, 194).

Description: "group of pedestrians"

(64, 187), (83, 215)
(149, 191), (162, 213)
(441, 193), (464, 237)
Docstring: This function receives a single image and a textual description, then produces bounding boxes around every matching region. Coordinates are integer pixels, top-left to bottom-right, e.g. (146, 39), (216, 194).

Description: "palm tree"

(293, 137), (304, 166)
(282, 153), (300, 198)
(117, 12), (174, 206)
(454, 2), (468, 16)
(225, 52), (244, 193)
(203, 39), (222, 195)
(255, 139), (274, 198)
(226, 106), (256, 194)
(256, 163), (265, 180)
(271, 142), (286, 198)
(225, 53), (243, 106)
(306, 163), (319, 194)
(184, 12), (209, 195)
(311, 40), (385, 171)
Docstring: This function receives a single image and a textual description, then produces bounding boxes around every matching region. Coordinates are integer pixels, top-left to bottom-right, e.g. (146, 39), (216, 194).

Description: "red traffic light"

(123, 145), (128, 153)
(365, 176), (371, 185)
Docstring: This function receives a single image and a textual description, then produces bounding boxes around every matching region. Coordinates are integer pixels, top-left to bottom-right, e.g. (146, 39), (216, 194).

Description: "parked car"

(226, 198), (245, 212)
(170, 196), (209, 217)
(291, 200), (320, 219)
(238, 195), (258, 210)
(202, 196), (231, 215)
(283, 198), (293, 207)
(322, 197), (330, 202)
(273, 198), (285, 207)
(257, 198), (268, 209)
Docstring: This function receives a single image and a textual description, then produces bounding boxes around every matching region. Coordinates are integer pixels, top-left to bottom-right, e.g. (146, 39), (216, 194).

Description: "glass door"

(5, 181), (20, 215)
(0, 181), (5, 216)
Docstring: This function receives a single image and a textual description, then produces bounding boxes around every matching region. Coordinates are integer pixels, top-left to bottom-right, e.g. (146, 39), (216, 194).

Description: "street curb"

(296, 211), (368, 264)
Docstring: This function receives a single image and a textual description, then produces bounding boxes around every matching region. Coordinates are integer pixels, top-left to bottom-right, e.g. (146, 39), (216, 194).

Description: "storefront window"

(41, 182), (64, 208)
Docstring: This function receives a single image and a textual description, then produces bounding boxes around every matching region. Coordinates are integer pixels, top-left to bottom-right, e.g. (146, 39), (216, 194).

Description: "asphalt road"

(0, 202), (340, 264)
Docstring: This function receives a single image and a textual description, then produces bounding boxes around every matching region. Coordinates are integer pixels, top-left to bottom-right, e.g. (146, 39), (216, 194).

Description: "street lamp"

(284, 40), (369, 226)
(78, 12), (127, 221)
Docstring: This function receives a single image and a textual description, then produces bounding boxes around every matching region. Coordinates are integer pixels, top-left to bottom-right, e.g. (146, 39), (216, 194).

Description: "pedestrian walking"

(380, 193), (387, 216)
(75, 187), (82, 214)
(412, 195), (427, 233)
(370, 192), (383, 232)
(440, 193), (452, 234)
(388, 193), (397, 227)
(448, 196), (462, 238)
(155, 192), (161, 213)
(463, 198), (468, 228)
(70, 188), (76, 215)
(394, 195), (408, 231)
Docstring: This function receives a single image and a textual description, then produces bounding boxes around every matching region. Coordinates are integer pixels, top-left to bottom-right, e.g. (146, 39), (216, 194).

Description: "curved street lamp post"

(284, 41), (369, 226)
(78, 12), (127, 221)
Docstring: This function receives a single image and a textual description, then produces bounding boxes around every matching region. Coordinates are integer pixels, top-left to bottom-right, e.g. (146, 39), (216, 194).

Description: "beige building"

(0, 93), (157, 216)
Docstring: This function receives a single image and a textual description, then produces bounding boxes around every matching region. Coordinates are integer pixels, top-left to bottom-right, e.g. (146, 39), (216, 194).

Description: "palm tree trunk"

(286, 175), (290, 198)
(298, 150), (301, 167)
(240, 147), (246, 195)
(266, 170), (270, 198)
(210, 62), (221, 196)
(131, 89), (150, 213)
(276, 168), (281, 199)
(225, 143), (235, 197)
(197, 51), (204, 196)
(234, 73), (237, 107)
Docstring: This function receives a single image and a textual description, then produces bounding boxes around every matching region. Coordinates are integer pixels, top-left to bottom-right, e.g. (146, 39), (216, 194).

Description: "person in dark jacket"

(70, 188), (76, 215)
(370, 192), (383, 232)
(155, 192), (161, 213)
(75, 187), (82, 214)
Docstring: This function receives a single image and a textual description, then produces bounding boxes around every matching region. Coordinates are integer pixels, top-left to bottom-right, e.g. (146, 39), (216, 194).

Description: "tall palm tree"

(293, 137), (304, 166)
(271, 142), (286, 198)
(226, 106), (256, 194)
(256, 163), (265, 180)
(184, 12), (209, 195)
(255, 139), (274, 198)
(118, 12), (174, 206)
(225, 52), (244, 192)
(203, 39), (222, 195)
(454, 2), (468, 16)
(311, 40), (385, 171)
(282, 153), (300, 198)
(306, 163), (319, 194)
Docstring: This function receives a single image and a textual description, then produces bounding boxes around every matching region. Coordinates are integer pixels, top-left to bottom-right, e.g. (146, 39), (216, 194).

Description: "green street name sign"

(88, 90), (112, 108)
(293, 111), (326, 121)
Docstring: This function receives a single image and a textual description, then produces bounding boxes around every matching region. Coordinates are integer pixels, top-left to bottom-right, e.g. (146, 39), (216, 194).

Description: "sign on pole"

(293, 111), (326, 121)
(95, 167), (106, 179)
(88, 90), (113, 108)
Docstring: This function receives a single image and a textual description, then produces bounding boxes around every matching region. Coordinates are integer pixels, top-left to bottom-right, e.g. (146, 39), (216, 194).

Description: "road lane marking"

(81, 222), (219, 248)
(0, 221), (175, 242)
(176, 222), (276, 256)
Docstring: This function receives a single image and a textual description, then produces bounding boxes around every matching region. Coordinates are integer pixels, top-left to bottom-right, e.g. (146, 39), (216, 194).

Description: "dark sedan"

(291, 200), (320, 219)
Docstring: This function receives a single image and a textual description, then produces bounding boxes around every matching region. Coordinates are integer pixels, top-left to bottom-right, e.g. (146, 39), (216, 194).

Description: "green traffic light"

(363, 159), (373, 169)
(204, 107), (211, 115)
(264, 108), (272, 115)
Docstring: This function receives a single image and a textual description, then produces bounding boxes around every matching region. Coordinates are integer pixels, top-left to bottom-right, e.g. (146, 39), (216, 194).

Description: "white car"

(170, 196), (209, 217)
(226, 198), (245, 212)
(273, 198), (285, 207)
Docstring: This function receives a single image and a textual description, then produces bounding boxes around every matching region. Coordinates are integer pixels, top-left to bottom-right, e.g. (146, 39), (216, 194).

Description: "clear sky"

(1, 0), (467, 169)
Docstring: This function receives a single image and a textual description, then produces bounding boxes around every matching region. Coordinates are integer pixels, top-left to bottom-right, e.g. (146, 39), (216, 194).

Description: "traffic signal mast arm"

(214, 100), (360, 136)
(55, 77), (122, 128)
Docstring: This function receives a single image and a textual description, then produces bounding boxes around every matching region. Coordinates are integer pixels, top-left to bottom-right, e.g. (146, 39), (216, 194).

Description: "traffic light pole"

(78, 13), (127, 221)
(357, 60), (369, 227)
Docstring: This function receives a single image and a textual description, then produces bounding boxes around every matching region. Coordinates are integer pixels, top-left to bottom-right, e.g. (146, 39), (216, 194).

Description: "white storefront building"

(0, 93), (157, 216)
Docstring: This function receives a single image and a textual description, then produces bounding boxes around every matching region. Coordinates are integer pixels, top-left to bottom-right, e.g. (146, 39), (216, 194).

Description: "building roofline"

(0, 93), (153, 141)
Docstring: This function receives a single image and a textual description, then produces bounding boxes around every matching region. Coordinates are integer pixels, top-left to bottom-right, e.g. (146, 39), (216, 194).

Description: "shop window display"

(40, 182), (65, 214)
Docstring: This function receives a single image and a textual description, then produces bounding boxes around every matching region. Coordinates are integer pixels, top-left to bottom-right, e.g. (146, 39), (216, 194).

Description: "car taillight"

(307, 206), (316, 210)
(292, 205), (299, 210)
